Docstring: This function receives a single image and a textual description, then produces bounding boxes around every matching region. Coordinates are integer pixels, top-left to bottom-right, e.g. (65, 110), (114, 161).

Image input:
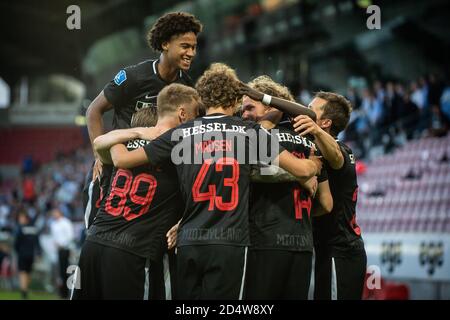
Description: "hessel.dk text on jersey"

(168, 120), (281, 166)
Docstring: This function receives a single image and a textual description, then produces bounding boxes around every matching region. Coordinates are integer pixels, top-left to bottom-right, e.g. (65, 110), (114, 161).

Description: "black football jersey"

(143, 113), (284, 247)
(249, 121), (324, 252)
(103, 59), (194, 129)
(86, 138), (182, 260)
(312, 140), (365, 257)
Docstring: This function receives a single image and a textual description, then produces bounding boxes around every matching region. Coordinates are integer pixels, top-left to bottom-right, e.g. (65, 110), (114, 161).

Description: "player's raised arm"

(239, 82), (317, 121)
(86, 91), (114, 177)
(86, 91), (114, 150)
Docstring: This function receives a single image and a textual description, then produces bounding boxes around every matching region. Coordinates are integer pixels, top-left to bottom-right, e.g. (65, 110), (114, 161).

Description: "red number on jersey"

(105, 169), (157, 221)
(192, 157), (239, 211)
(293, 186), (312, 220)
(350, 213), (362, 236)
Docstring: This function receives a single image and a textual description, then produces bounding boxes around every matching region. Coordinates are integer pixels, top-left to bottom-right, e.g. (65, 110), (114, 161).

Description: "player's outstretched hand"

(92, 158), (103, 182)
(166, 221), (179, 249)
(238, 82), (264, 101)
(293, 115), (322, 136)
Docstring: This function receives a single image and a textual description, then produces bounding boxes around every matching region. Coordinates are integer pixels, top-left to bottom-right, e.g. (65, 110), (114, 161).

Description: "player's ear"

(321, 118), (332, 130)
(161, 41), (169, 52)
(178, 105), (187, 123)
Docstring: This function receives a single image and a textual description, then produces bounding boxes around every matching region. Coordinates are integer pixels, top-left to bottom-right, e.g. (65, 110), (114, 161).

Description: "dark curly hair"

(147, 12), (203, 52)
(195, 63), (241, 110)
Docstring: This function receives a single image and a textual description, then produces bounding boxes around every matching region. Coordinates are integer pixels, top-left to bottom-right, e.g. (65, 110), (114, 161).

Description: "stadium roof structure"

(0, 0), (180, 86)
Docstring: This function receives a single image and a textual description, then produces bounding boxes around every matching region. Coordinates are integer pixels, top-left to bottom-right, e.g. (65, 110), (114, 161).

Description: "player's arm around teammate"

(108, 119), (322, 179)
(241, 83), (344, 170)
(94, 127), (159, 164)
(239, 82), (317, 121)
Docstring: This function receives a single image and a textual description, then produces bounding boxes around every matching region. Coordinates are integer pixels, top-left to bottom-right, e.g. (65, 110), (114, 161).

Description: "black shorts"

(245, 249), (312, 300)
(70, 241), (166, 300)
(18, 255), (34, 273)
(176, 245), (248, 300)
(313, 248), (367, 300)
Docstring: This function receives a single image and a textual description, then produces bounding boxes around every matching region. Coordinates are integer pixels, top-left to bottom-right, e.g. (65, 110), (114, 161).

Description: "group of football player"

(70, 12), (367, 300)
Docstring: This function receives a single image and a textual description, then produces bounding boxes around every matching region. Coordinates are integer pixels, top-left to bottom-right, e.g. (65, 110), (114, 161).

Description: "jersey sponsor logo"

(178, 227), (244, 242)
(135, 94), (158, 111)
(113, 70), (127, 86)
(276, 132), (315, 148)
(170, 124), (280, 166)
(181, 123), (246, 138)
(88, 228), (137, 248)
(126, 138), (150, 149)
(276, 234), (312, 247)
(135, 101), (156, 111)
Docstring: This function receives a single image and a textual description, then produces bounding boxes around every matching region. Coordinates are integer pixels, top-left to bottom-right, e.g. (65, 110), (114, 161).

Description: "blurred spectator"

(0, 197), (11, 230)
(49, 208), (74, 299)
(13, 211), (40, 299)
(22, 174), (36, 205)
(429, 105), (447, 137)
(411, 81), (427, 111)
(373, 80), (386, 108)
(0, 242), (13, 289)
(297, 83), (312, 105)
(362, 88), (384, 127)
(440, 78), (450, 128)
(401, 92), (420, 139)
(22, 156), (34, 175)
(347, 87), (361, 111)
(427, 73), (443, 111)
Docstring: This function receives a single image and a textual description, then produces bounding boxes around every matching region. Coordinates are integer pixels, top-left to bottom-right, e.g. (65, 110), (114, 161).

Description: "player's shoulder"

(337, 140), (353, 156)
(128, 59), (157, 79)
(337, 140), (356, 166)
(113, 59), (155, 84)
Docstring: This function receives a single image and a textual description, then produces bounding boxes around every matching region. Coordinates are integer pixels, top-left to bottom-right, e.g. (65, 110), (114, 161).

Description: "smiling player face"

(163, 32), (197, 71)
